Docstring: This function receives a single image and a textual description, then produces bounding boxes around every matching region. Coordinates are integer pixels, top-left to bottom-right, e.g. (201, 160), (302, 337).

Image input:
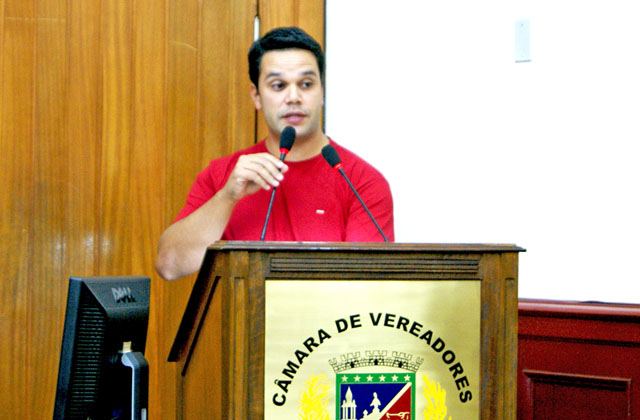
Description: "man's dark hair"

(248, 26), (325, 88)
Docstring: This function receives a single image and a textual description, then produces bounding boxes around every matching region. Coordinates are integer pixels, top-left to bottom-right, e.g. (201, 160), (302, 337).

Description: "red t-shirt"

(175, 139), (394, 242)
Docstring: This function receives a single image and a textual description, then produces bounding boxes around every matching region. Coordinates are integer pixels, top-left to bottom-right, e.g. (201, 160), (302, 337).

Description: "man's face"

(251, 49), (324, 142)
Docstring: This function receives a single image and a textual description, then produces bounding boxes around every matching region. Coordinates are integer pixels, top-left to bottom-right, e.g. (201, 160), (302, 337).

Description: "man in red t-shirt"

(155, 27), (394, 281)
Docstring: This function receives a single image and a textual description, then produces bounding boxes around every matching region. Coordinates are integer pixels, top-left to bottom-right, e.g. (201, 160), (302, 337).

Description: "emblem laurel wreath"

(299, 374), (331, 420)
(422, 374), (452, 420)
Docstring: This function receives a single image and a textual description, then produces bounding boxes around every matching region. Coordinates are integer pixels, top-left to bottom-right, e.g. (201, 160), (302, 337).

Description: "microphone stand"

(260, 153), (286, 241)
(337, 168), (389, 242)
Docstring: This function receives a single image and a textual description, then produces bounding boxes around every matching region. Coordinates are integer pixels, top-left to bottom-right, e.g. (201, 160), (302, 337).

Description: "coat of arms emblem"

(337, 372), (414, 420)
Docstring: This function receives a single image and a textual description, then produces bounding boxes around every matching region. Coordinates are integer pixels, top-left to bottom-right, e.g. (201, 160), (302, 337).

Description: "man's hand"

(155, 152), (289, 281)
(221, 152), (289, 201)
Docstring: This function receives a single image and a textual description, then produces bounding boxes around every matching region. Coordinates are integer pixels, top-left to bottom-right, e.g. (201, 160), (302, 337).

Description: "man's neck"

(265, 131), (329, 162)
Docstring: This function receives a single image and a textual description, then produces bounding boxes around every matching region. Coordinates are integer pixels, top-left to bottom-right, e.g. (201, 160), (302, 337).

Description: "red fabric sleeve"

(339, 148), (394, 242)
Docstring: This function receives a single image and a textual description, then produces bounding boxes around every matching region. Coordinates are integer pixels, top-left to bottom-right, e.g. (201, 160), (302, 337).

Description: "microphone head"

(279, 126), (296, 154)
(321, 144), (343, 169)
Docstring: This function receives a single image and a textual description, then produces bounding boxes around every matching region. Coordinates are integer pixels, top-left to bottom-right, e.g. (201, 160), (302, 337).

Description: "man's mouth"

(282, 111), (306, 124)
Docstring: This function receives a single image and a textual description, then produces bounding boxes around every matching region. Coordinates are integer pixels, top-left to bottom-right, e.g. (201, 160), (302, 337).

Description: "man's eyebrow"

(263, 70), (319, 80)
(264, 71), (282, 79)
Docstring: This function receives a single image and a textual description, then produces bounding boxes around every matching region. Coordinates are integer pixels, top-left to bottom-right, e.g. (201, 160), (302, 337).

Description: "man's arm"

(154, 153), (287, 280)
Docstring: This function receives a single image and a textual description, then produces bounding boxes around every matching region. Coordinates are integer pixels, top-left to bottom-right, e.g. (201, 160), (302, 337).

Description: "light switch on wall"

(515, 19), (531, 62)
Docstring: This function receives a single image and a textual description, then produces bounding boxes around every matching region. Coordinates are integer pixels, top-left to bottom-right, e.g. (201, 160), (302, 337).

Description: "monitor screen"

(53, 276), (150, 420)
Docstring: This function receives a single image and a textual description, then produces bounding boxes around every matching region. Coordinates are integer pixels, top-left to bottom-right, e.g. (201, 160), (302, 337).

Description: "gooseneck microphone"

(260, 126), (296, 241)
(321, 144), (389, 242)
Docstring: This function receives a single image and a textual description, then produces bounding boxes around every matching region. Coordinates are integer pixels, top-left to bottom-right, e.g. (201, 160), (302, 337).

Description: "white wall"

(325, 0), (640, 303)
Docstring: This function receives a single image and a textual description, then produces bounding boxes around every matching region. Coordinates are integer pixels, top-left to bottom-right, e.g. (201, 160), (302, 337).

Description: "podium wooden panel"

(169, 242), (523, 420)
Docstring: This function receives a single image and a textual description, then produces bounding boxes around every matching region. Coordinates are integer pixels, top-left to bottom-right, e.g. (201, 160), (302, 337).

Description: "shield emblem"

(336, 373), (415, 420)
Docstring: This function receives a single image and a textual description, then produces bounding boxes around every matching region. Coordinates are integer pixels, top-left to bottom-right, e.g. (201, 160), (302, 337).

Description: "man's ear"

(250, 84), (262, 110)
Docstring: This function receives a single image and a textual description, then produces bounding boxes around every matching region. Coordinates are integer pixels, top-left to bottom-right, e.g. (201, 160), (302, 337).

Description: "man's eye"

(271, 82), (284, 90)
(301, 81), (313, 89)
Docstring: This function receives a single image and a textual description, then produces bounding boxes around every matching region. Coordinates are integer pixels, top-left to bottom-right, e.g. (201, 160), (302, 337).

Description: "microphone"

(260, 126), (296, 241)
(321, 144), (389, 242)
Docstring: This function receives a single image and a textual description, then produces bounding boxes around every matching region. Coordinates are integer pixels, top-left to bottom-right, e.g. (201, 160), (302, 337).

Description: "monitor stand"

(121, 350), (149, 420)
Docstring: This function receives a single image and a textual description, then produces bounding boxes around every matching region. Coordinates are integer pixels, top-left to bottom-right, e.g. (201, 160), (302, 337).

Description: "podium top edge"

(207, 241), (525, 253)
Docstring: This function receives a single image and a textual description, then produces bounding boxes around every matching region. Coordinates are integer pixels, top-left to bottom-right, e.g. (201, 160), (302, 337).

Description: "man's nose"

(285, 85), (301, 103)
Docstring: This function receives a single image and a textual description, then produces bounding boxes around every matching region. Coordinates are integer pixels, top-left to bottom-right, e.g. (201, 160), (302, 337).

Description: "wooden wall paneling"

(131, 0), (168, 418)
(0, 1), (36, 417)
(0, 0), (3, 64)
(98, 0), (134, 275)
(161, 0), (204, 417)
(59, 3), (103, 418)
(166, 0), (200, 222)
(29, 0), (68, 416)
(226, 0), (260, 153)
(199, 0), (256, 162)
(199, 0), (231, 162)
(130, 0), (166, 294)
(259, 0), (324, 37)
(0, 1), (326, 418)
(256, 0), (325, 142)
(64, 0), (101, 278)
(4, 0), (35, 18)
(155, 280), (191, 420)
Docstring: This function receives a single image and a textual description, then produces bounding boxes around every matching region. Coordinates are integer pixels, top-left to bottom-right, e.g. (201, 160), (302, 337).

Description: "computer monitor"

(53, 276), (150, 420)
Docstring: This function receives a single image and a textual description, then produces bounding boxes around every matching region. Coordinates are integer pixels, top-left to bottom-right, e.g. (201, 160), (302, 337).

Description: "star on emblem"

(366, 375), (373, 382)
(392, 375), (399, 382)
(379, 375), (387, 382)
(354, 375), (361, 382)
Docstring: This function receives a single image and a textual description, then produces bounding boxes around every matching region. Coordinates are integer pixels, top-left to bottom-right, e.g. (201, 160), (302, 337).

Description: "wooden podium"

(169, 242), (523, 420)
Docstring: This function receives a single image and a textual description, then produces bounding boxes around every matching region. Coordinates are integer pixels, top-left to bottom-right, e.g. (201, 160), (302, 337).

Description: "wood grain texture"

(29, 0), (68, 415)
(166, 0), (200, 224)
(4, 0), (34, 17)
(98, 0), (133, 276)
(518, 300), (640, 420)
(131, 0), (168, 417)
(523, 370), (631, 420)
(478, 252), (519, 420)
(172, 243), (521, 419)
(0, 1), (323, 418)
(0, 1), (35, 418)
(268, 256), (480, 276)
(64, 0), (101, 279)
